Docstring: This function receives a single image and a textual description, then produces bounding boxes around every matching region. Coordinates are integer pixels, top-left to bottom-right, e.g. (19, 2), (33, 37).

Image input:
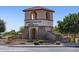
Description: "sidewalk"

(7, 43), (79, 47)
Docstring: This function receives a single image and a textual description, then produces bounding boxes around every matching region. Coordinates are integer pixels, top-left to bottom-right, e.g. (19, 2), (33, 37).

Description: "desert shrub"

(5, 40), (12, 44)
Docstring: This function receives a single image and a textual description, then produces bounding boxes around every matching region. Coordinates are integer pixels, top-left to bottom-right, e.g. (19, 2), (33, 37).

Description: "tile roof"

(23, 6), (55, 12)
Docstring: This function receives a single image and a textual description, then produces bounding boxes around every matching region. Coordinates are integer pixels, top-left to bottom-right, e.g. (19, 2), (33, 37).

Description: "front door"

(31, 28), (36, 40)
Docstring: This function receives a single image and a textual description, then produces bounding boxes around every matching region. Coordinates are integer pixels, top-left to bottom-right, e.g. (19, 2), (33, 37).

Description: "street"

(0, 45), (79, 52)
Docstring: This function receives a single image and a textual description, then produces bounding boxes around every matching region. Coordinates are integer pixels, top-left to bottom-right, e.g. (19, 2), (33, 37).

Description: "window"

(46, 12), (50, 20)
(31, 11), (37, 20)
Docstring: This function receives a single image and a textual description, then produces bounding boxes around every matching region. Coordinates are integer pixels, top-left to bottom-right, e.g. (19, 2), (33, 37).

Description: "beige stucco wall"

(25, 12), (31, 20)
(36, 10), (47, 19)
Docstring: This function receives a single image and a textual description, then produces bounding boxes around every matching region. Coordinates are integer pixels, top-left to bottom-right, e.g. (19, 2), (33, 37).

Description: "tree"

(57, 13), (79, 34)
(9, 30), (17, 36)
(53, 26), (59, 33)
(18, 26), (24, 33)
(57, 13), (79, 43)
(2, 30), (17, 36)
(0, 19), (5, 33)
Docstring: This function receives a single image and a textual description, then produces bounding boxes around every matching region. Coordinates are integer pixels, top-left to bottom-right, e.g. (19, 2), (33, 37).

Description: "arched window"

(31, 11), (37, 20)
(46, 12), (50, 20)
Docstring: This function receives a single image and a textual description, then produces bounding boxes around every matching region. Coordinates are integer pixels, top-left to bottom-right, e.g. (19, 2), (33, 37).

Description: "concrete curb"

(7, 45), (79, 48)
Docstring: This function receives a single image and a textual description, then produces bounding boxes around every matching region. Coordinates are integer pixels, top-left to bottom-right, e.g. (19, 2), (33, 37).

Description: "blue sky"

(0, 6), (79, 32)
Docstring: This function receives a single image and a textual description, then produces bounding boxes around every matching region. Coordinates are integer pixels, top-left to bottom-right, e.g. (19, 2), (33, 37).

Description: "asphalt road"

(0, 45), (79, 52)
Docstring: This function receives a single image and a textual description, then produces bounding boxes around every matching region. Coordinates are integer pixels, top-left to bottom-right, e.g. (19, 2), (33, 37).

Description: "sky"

(0, 6), (79, 32)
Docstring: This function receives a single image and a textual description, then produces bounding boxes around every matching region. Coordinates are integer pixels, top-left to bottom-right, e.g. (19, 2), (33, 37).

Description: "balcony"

(25, 20), (53, 27)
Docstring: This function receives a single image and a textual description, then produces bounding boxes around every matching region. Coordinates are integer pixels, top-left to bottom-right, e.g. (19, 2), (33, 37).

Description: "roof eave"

(23, 9), (55, 12)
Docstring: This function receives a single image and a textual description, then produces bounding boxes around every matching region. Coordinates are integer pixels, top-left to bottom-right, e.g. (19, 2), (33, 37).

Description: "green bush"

(33, 40), (44, 45)
(34, 41), (39, 45)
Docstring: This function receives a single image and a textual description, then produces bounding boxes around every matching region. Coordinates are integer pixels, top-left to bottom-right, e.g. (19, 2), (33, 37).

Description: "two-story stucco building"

(22, 6), (56, 42)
